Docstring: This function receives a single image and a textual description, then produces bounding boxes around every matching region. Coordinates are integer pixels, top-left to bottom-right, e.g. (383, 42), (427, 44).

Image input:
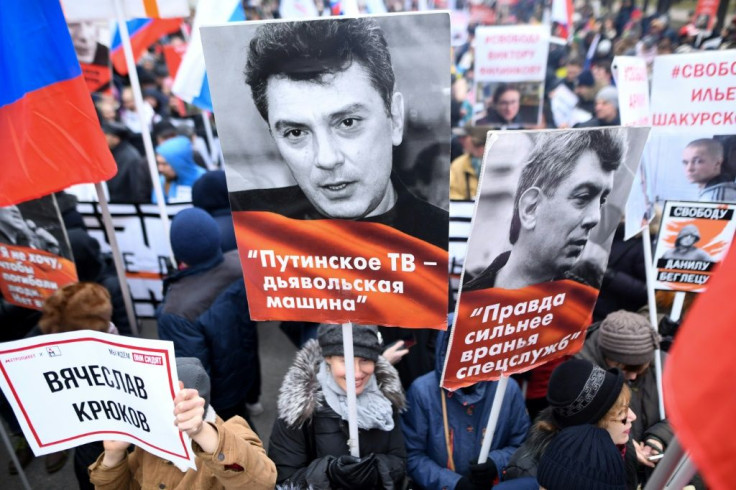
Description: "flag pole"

(94, 183), (139, 336)
(342, 322), (360, 458)
(478, 375), (508, 463)
(201, 112), (218, 167)
(112, 0), (175, 267)
(641, 226), (665, 420)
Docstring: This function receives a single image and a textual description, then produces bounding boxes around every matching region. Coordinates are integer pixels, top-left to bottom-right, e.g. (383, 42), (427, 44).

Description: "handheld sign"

(653, 200), (736, 293)
(442, 128), (650, 390)
(201, 14), (450, 329)
(0, 331), (196, 469)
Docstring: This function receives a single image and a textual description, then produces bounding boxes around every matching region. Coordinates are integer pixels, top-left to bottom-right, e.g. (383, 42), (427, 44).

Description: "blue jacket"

(401, 330), (530, 490)
(157, 251), (257, 412)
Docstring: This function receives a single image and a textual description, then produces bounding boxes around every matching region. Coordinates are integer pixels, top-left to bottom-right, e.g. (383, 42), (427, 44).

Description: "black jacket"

(268, 340), (406, 489)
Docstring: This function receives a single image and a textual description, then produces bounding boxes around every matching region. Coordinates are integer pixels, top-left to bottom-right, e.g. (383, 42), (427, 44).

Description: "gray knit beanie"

(598, 311), (660, 365)
(596, 86), (619, 109)
(317, 324), (382, 362)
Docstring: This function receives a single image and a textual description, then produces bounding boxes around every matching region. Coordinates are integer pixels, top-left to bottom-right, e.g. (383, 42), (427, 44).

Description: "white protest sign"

(613, 56), (651, 126)
(651, 52), (736, 130)
(0, 330), (195, 469)
(474, 25), (549, 83)
(76, 201), (190, 318)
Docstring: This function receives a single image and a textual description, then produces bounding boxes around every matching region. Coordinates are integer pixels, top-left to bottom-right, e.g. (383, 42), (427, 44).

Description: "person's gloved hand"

(469, 459), (498, 489)
(327, 453), (378, 489)
(455, 476), (477, 490)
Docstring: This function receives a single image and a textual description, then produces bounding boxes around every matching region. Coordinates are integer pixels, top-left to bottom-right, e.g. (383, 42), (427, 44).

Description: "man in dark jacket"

(157, 208), (259, 423)
(574, 86), (621, 128)
(102, 121), (152, 203)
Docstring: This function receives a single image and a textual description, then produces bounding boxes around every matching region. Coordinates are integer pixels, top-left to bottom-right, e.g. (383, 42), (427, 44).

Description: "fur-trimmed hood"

(277, 339), (405, 429)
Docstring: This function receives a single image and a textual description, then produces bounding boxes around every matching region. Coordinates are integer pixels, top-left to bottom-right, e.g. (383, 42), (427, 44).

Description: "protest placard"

(76, 201), (189, 318)
(0, 196), (77, 310)
(613, 56), (651, 127)
(624, 51), (736, 238)
(442, 127), (650, 390)
(473, 25), (549, 128)
(653, 201), (736, 293)
(651, 51), (736, 131)
(67, 20), (111, 94)
(0, 330), (195, 468)
(202, 14), (450, 329)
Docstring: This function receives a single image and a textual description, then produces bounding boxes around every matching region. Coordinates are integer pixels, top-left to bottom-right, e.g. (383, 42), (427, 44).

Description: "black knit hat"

(538, 424), (626, 490)
(547, 358), (624, 428)
(317, 324), (382, 362)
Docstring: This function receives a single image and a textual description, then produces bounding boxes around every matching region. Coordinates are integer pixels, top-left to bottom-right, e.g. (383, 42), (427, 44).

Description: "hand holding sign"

(173, 384), (218, 454)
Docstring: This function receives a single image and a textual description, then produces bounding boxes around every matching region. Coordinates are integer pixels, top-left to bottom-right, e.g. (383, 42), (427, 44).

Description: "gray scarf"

(317, 361), (394, 431)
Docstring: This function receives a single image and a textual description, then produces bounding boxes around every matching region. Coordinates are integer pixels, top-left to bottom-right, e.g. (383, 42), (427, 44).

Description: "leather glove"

(327, 453), (378, 489)
(469, 459), (498, 489)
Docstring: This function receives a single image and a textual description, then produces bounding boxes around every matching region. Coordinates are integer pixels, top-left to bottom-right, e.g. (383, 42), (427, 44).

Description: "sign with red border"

(0, 331), (195, 469)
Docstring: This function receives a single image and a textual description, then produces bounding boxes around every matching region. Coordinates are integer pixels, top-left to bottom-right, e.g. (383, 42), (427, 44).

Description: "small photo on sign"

(653, 200), (736, 293)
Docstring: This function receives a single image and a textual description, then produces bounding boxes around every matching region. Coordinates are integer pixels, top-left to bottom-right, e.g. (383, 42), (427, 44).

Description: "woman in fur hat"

(268, 323), (406, 489)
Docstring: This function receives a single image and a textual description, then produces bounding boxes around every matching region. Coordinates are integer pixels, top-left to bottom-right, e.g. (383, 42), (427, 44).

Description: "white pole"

(0, 423), (31, 490)
(641, 227), (665, 420)
(112, 0), (175, 267)
(201, 112), (218, 167)
(94, 183), (139, 337)
(341, 322), (360, 458)
(478, 375), (509, 463)
(669, 292), (686, 322)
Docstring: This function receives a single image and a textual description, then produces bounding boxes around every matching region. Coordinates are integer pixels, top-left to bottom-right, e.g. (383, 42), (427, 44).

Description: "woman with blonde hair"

(502, 358), (639, 489)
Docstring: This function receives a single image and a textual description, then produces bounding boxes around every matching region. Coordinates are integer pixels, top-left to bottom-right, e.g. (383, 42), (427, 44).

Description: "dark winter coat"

(268, 340), (406, 489)
(157, 251), (257, 412)
(593, 223), (648, 321)
(107, 139), (152, 203)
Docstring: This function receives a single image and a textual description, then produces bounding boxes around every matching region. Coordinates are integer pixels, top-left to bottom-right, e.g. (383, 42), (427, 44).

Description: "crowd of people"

(1, 0), (733, 488)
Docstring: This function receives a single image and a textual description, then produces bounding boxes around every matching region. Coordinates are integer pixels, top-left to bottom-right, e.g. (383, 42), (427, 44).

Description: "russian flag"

(172, 0), (245, 111)
(551, 0), (574, 40)
(0, 0), (116, 207)
(110, 17), (183, 75)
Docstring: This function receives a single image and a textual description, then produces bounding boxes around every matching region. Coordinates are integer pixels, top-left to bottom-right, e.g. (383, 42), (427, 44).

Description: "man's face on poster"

(68, 22), (98, 64)
(0, 206), (29, 241)
(528, 150), (613, 274)
(265, 62), (404, 219)
(495, 89), (521, 122)
(682, 145), (721, 185)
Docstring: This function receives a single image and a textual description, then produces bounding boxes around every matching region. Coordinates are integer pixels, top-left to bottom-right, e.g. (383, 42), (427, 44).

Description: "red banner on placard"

(0, 244), (78, 310)
(233, 211), (448, 329)
(442, 279), (598, 390)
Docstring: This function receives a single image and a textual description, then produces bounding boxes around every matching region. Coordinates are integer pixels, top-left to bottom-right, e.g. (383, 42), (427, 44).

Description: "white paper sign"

(474, 25), (549, 83)
(0, 331), (196, 469)
(613, 56), (651, 126)
(651, 51), (736, 131)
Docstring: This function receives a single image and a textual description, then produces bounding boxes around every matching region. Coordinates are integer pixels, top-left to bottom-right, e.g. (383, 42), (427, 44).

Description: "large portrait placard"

(202, 14), (450, 329)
